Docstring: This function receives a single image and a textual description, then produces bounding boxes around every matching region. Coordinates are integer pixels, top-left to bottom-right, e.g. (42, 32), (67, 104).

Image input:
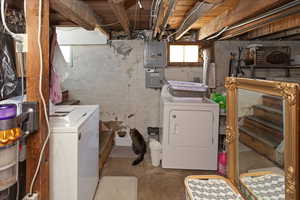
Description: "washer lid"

(50, 106), (97, 133)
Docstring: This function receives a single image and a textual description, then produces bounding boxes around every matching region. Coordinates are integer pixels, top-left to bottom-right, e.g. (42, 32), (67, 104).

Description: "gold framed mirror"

(225, 77), (299, 200)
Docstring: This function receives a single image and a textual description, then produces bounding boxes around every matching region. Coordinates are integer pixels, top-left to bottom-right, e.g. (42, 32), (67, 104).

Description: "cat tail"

(132, 154), (144, 166)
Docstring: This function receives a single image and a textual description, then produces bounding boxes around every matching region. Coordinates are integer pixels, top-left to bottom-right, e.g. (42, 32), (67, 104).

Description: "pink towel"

(50, 33), (62, 104)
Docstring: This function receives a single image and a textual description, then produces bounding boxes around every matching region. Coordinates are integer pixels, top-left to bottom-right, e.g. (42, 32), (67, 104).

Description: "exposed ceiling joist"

(153, 0), (168, 38)
(242, 11), (300, 39)
(198, 0), (293, 40)
(174, 2), (216, 40)
(282, 33), (300, 40)
(108, 0), (131, 35)
(158, 0), (179, 39)
(50, 0), (109, 36)
(261, 26), (300, 40)
(124, 0), (137, 9)
(219, 5), (300, 39)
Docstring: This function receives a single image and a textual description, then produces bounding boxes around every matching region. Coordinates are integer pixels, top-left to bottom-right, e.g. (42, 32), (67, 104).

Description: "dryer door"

(163, 109), (218, 170)
(169, 109), (213, 147)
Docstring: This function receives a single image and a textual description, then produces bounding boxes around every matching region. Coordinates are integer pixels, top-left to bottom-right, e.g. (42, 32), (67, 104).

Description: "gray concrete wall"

(214, 40), (300, 92)
(61, 40), (202, 145)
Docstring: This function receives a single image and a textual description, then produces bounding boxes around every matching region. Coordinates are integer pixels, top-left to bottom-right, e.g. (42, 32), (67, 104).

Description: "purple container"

(0, 104), (17, 120)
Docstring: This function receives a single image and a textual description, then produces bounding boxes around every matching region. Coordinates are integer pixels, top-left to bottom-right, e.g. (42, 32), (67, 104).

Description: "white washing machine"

(160, 84), (219, 170)
(50, 105), (99, 200)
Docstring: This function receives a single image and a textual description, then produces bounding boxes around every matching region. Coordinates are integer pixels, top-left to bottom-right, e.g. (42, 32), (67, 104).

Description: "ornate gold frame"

(225, 77), (299, 200)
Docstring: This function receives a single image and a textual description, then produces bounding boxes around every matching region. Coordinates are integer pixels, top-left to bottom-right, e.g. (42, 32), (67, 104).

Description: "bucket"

(149, 139), (162, 167)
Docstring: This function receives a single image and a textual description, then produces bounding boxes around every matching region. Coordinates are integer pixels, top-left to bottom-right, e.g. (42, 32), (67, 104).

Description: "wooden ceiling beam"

(242, 11), (300, 40)
(281, 33), (300, 40)
(153, 0), (168, 38)
(158, 0), (179, 39)
(50, 0), (109, 36)
(219, 5), (300, 39)
(260, 27), (300, 40)
(198, 0), (293, 40)
(174, 1), (216, 40)
(108, 0), (131, 35)
(124, 0), (137, 9)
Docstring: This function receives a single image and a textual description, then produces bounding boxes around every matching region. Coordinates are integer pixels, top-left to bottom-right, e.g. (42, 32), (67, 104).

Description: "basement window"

(168, 43), (202, 66)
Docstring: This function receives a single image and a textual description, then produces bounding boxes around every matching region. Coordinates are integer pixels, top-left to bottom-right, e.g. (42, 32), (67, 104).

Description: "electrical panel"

(144, 40), (167, 68)
(145, 68), (164, 88)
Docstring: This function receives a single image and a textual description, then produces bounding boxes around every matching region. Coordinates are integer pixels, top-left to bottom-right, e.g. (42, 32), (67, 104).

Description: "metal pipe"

(159, 0), (177, 39)
(150, 0), (163, 32)
(220, 7), (300, 40)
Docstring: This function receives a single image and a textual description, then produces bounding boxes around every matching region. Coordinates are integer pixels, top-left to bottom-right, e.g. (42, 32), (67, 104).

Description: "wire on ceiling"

(206, 0), (300, 40)
(166, 1), (205, 41)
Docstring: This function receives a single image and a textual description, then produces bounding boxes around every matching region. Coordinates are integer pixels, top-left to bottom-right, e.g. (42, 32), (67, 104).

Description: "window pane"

(169, 45), (184, 62)
(184, 45), (199, 62)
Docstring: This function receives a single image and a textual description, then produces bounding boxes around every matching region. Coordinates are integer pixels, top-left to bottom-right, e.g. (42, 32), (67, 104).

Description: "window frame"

(167, 42), (203, 67)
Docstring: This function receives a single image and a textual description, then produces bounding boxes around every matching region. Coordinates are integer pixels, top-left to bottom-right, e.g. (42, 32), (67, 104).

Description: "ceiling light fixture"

(138, 0), (143, 9)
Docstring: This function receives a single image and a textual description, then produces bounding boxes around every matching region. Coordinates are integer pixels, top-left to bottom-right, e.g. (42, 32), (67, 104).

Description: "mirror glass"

(237, 89), (285, 199)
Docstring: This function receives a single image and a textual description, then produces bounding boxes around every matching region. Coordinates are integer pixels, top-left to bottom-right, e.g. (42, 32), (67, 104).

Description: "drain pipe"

(202, 48), (212, 86)
(206, 0), (300, 40)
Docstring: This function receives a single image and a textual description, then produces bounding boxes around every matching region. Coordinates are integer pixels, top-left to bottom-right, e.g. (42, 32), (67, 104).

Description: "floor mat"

(110, 146), (136, 158)
(94, 176), (137, 200)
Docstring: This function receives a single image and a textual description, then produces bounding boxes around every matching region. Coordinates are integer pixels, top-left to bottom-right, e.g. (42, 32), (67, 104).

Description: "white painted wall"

(238, 89), (263, 117)
(59, 40), (203, 145)
(56, 27), (108, 45)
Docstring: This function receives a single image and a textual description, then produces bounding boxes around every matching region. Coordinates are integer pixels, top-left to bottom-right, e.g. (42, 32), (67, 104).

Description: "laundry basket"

(239, 171), (285, 200)
(185, 175), (244, 200)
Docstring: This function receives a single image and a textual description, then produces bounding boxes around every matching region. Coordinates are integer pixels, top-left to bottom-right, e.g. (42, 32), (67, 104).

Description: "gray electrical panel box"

(145, 68), (164, 88)
(144, 41), (166, 68)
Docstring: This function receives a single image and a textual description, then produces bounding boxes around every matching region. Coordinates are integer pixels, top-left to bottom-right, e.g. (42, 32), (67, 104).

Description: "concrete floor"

(101, 146), (281, 200)
(239, 150), (280, 174)
(101, 153), (215, 200)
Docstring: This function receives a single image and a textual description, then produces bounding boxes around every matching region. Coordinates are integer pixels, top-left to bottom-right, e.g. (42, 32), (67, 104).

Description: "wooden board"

(99, 130), (115, 176)
(239, 130), (277, 163)
(253, 105), (283, 127)
(262, 95), (283, 110)
(198, 0), (293, 39)
(243, 11), (300, 39)
(243, 117), (283, 143)
(26, 0), (50, 198)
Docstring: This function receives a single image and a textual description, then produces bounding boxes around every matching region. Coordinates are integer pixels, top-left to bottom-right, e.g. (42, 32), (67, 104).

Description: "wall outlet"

(23, 193), (39, 200)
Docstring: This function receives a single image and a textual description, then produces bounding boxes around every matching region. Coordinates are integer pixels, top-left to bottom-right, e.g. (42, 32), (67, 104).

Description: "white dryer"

(160, 85), (219, 170)
(50, 105), (99, 200)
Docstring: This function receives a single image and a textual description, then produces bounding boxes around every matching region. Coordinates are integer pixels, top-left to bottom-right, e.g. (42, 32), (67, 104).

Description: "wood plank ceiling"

(7, 0), (300, 40)
(51, 0), (153, 31)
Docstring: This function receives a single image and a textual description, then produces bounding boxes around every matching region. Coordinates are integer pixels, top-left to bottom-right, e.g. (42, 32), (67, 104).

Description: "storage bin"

(239, 171), (284, 200)
(185, 175), (244, 200)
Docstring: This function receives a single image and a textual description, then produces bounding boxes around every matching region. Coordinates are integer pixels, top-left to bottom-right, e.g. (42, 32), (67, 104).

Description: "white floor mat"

(94, 176), (138, 200)
(110, 146), (136, 158)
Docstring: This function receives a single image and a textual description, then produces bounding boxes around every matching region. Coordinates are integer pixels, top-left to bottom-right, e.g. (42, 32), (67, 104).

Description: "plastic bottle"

(218, 151), (227, 176)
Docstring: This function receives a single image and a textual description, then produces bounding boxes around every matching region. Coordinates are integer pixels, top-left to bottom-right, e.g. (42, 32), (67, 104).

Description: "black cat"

(129, 128), (147, 166)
